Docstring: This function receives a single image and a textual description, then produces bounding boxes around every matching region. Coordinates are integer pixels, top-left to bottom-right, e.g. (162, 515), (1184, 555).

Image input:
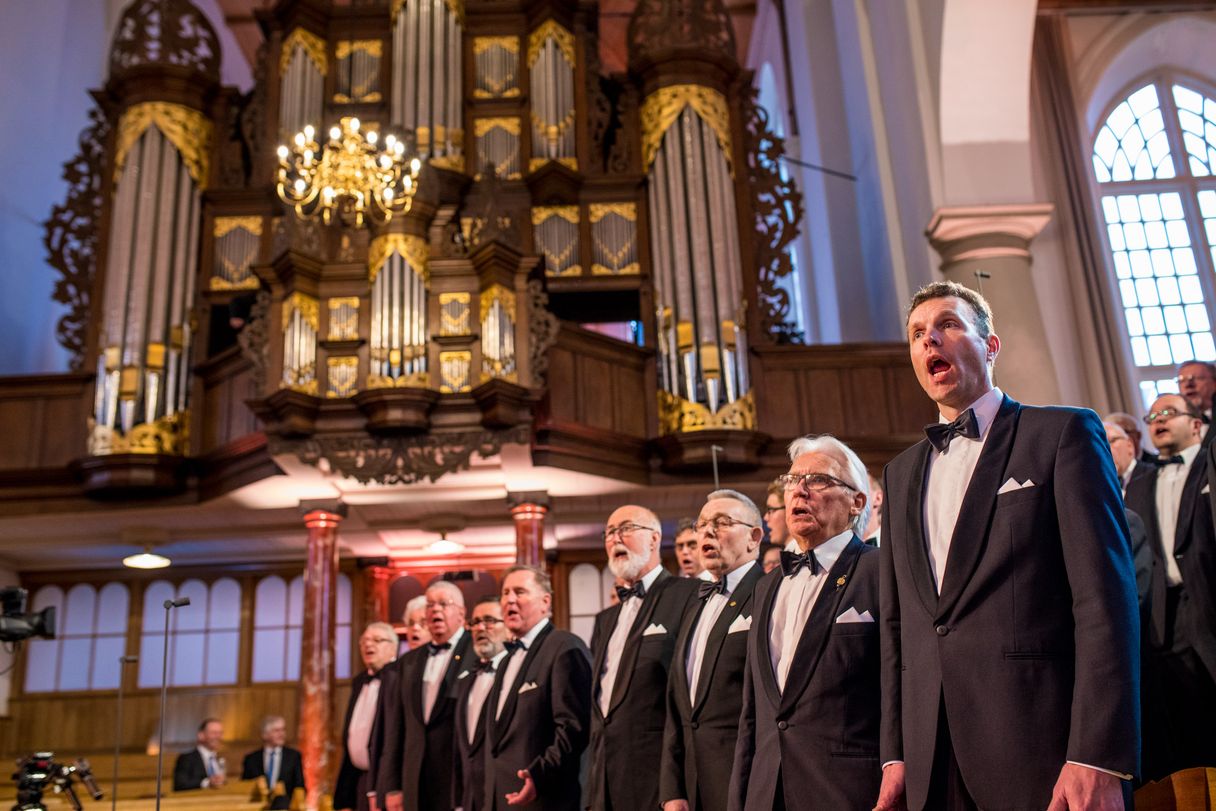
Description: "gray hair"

(1102, 421), (1129, 441)
(786, 434), (871, 534)
(706, 488), (762, 527)
(503, 564), (553, 596)
(363, 621), (399, 648)
(260, 715), (285, 735)
(403, 595), (427, 621)
(426, 579), (465, 605)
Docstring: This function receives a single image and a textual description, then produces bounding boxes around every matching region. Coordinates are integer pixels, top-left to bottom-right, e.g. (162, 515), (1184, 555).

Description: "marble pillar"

(363, 564), (392, 625)
(926, 204), (1061, 406)
(297, 499), (346, 810)
(508, 492), (549, 569)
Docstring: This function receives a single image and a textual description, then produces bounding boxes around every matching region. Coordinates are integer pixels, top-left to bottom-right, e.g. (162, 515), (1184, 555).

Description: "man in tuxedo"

(661, 489), (763, 811)
(1105, 419), (1153, 495)
(587, 505), (700, 811)
(379, 581), (474, 811)
(1178, 361), (1215, 447)
(876, 281), (1139, 811)
(403, 595), (432, 652)
(241, 715), (305, 809)
(728, 436), (881, 811)
(864, 472), (884, 546)
(334, 622), (398, 811)
(454, 597), (509, 811)
(173, 718), (226, 791)
(674, 518), (705, 578)
(486, 565), (591, 810)
(1124, 392), (1216, 780)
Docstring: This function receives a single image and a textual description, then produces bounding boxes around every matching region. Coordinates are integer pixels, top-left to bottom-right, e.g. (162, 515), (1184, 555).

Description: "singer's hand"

(209, 772), (226, 788)
(506, 770), (537, 805)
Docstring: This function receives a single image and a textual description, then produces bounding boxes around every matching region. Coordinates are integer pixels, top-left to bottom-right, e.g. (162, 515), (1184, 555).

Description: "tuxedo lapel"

(936, 395), (1020, 620)
(693, 565), (761, 714)
(406, 654), (426, 726)
(1174, 454), (1208, 555)
(671, 597), (702, 718)
(901, 441), (938, 618)
(429, 633), (473, 727)
(489, 623), (552, 748)
(753, 571), (783, 711)
(779, 537), (864, 715)
(608, 569), (670, 714)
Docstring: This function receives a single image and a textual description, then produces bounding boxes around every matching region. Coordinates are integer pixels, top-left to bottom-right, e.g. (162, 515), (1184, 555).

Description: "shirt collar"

(938, 387), (1003, 439)
(626, 563), (664, 594)
(488, 649), (509, 667)
(696, 569), (715, 581)
(445, 627), (466, 648)
(1171, 442), (1202, 469)
(264, 746), (280, 754)
(720, 559), (756, 590)
(197, 745), (217, 759)
(785, 529), (852, 571)
(515, 616), (550, 649)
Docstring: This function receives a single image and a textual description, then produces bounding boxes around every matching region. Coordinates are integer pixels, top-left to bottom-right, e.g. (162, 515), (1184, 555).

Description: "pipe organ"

(50, 0), (802, 483)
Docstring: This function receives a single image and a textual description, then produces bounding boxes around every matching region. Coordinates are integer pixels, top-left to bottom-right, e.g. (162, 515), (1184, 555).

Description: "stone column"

(508, 491), (549, 569)
(926, 204), (1061, 406)
(297, 499), (346, 811)
(362, 563), (392, 625)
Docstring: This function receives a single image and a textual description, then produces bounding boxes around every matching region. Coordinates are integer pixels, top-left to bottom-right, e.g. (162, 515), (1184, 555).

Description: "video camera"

(12, 753), (102, 811)
(0, 588), (54, 644)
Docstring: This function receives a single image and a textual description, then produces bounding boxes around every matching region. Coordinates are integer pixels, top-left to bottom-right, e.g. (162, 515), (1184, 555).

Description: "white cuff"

(881, 760), (904, 770)
(1066, 761), (1132, 781)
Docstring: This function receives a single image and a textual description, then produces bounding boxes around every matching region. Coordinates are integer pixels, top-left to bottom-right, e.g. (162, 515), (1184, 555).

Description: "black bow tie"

(471, 658), (497, 674)
(428, 641), (452, 655)
(780, 549), (821, 577)
(503, 639), (527, 654)
(615, 581), (647, 602)
(924, 408), (981, 454)
(698, 578), (728, 600)
(1159, 455), (1186, 465)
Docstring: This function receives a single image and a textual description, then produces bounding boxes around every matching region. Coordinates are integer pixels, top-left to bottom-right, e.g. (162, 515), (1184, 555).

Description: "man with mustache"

(378, 581), (475, 811)
(587, 505), (699, 811)
(661, 489), (764, 811)
(1124, 392), (1216, 781)
(876, 281), (1138, 811)
(454, 596), (510, 811)
(486, 565), (591, 810)
(335, 623), (398, 811)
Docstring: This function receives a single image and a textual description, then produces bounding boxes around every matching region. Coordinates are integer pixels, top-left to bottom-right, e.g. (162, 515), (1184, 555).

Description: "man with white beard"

(586, 505), (700, 811)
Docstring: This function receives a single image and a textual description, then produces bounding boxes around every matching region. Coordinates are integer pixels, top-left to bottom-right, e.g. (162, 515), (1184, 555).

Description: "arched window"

(1092, 78), (1216, 406)
(251, 573), (352, 682)
(566, 564), (619, 645)
(24, 582), (129, 692)
(138, 578), (241, 688)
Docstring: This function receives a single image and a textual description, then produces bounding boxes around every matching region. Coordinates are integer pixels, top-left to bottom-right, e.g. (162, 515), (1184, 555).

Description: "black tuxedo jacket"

(241, 746), (305, 806)
(586, 568), (699, 811)
(485, 622), (592, 811)
(728, 537), (881, 811)
(453, 661), (498, 811)
(172, 750), (208, 792)
(377, 632), (476, 811)
(334, 668), (387, 810)
(1125, 448), (1216, 677)
(661, 563), (763, 811)
(880, 398), (1140, 811)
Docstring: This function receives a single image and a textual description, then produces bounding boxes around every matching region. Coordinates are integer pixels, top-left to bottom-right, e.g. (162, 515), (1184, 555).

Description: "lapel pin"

(836, 575), (847, 587)
(729, 601), (737, 607)
(455, 655), (461, 661)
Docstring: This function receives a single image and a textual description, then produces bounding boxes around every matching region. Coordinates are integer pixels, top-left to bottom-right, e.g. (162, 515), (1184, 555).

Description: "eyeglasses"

(1143, 407), (1191, 424)
(777, 472), (857, 493)
(603, 522), (659, 541)
(362, 636), (396, 646)
(763, 505), (783, 516)
(425, 600), (459, 610)
(694, 515), (758, 534)
(1178, 374), (1213, 384)
(470, 616), (504, 628)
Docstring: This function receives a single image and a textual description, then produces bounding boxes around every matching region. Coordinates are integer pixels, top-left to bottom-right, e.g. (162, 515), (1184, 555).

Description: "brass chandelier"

(276, 116), (423, 228)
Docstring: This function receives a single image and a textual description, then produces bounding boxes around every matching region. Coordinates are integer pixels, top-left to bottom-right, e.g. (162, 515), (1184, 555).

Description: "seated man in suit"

(661, 488), (764, 811)
(486, 565), (592, 810)
(454, 596), (510, 811)
(173, 718), (226, 791)
(729, 435), (881, 811)
(241, 715), (305, 809)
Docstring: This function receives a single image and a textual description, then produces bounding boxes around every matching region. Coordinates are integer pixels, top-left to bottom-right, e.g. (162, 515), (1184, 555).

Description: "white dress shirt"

(497, 617), (550, 719)
(769, 531), (851, 691)
(466, 649), (508, 744)
(422, 627), (465, 722)
(262, 746), (281, 788)
(697, 570), (715, 581)
(687, 560), (755, 699)
(1155, 442), (1200, 585)
(196, 745), (224, 788)
(924, 387), (1004, 592)
(347, 673), (382, 771)
(598, 564), (664, 715)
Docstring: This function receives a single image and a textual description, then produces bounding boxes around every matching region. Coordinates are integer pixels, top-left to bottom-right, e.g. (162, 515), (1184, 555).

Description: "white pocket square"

(517, 681), (538, 694)
(642, 623), (668, 636)
(997, 477), (1036, 495)
(1204, 484), (1211, 494)
(458, 670), (470, 680)
(727, 614), (752, 634)
(835, 607), (875, 624)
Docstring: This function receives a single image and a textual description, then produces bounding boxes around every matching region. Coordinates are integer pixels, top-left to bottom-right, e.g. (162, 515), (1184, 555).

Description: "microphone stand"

(154, 597), (190, 811)
(111, 654), (137, 811)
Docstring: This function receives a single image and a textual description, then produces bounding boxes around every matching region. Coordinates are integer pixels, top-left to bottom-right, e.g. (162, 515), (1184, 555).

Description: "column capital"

(926, 203), (1054, 267)
(300, 499), (348, 527)
(508, 490), (551, 512)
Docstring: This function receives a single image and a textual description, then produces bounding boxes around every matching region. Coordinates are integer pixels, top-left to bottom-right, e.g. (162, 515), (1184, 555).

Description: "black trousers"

(925, 702), (979, 811)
